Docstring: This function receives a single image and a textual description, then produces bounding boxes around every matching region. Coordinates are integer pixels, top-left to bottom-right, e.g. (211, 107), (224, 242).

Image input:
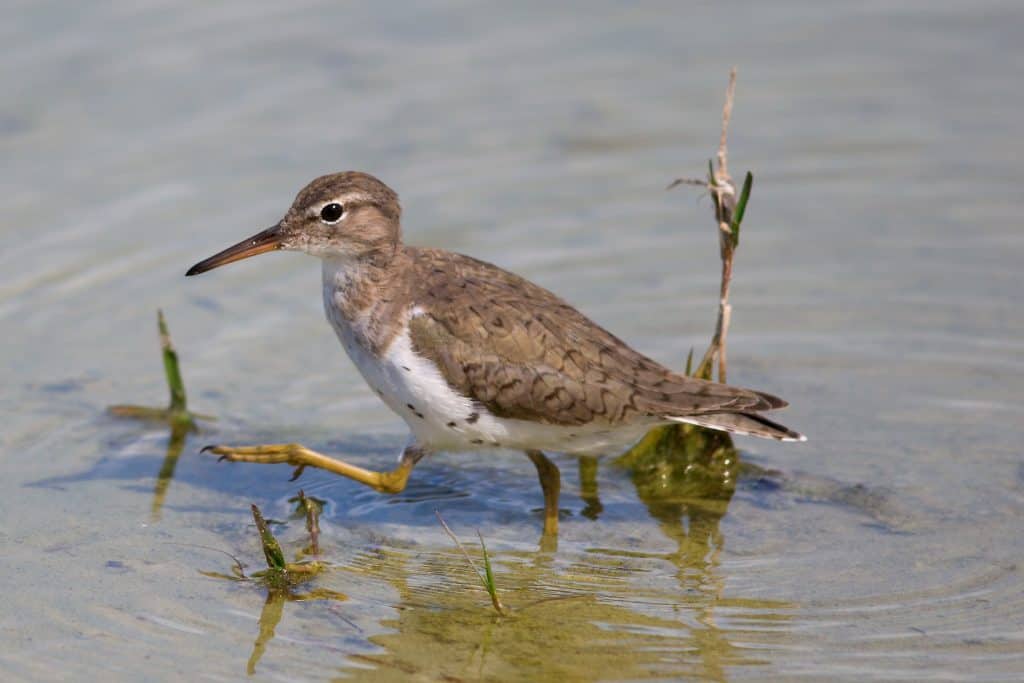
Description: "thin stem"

(435, 510), (506, 615)
(690, 69), (744, 384)
(158, 309), (187, 413)
(717, 67), (737, 180)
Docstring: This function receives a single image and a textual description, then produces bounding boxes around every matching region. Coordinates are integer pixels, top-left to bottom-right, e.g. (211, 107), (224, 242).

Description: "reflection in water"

(27, 415), (200, 522)
(329, 425), (795, 681)
(200, 517), (347, 676)
(614, 423), (738, 593)
(150, 421), (189, 521)
(577, 455), (603, 520)
(250, 589), (285, 675)
(616, 424), (747, 681)
(248, 586), (348, 675)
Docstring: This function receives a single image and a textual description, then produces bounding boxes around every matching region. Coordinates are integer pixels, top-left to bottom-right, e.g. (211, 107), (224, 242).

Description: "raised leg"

(203, 442), (426, 493)
(525, 449), (561, 538)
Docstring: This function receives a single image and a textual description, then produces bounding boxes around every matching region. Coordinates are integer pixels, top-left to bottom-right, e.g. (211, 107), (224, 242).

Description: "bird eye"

(320, 203), (344, 223)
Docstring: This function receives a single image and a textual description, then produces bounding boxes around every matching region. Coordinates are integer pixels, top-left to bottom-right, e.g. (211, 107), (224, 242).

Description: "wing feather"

(405, 248), (786, 426)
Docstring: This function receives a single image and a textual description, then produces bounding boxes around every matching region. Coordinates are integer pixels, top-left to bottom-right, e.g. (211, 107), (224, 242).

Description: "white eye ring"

(319, 202), (345, 224)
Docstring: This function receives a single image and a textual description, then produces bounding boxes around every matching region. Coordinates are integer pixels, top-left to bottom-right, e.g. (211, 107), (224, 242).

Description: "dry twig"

(669, 67), (753, 384)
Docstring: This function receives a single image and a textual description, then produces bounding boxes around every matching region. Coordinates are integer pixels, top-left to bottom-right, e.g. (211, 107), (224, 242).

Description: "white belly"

(329, 318), (645, 453)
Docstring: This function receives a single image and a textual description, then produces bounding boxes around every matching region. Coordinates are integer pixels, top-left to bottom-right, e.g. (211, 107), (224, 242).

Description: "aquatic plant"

(436, 510), (506, 615)
(108, 309), (213, 429)
(108, 309), (214, 519)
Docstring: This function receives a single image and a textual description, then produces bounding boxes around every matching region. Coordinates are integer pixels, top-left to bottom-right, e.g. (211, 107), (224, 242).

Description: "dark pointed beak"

(185, 224), (284, 276)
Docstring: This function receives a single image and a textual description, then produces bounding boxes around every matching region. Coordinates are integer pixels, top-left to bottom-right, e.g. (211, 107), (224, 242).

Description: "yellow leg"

(525, 450), (560, 538)
(202, 443), (424, 494)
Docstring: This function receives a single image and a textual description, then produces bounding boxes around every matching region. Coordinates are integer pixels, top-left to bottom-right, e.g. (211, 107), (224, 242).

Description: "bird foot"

(202, 443), (308, 480)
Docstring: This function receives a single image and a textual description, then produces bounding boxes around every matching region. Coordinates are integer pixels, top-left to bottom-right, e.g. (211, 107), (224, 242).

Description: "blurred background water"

(2, 1), (1023, 680)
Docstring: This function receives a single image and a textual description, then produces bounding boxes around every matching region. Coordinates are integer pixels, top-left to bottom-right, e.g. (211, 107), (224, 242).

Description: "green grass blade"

(435, 511), (505, 614)
(685, 347), (695, 377)
(158, 310), (188, 412)
(729, 171), (753, 248)
(477, 531), (505, 615)
(251, 504), (286, 571)
(435, 511), (486, 587)
(478, 531), (496, 594)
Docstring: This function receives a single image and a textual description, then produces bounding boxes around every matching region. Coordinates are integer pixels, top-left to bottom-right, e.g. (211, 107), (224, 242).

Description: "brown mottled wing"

(405, 248), (785, 426)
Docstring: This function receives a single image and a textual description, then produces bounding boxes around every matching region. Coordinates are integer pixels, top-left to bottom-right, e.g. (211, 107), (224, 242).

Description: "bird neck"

(321, 248), (410, 355)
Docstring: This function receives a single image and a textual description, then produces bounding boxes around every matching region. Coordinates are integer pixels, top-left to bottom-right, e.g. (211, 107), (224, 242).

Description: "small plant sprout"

(435, 510), (506, 615)
(248, 504), (326, 584)
(199, 503), (345, 675)
(108, 309), (214, 520)
(251, 504), (287, 572)
(108, 309), (213, 429)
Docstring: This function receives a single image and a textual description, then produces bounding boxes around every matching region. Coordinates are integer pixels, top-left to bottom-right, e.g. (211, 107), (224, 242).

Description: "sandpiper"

(186, 172), (804, 537)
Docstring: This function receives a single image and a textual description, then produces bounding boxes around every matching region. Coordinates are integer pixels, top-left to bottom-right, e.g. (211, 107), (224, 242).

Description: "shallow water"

(3, 1), (1023, 680)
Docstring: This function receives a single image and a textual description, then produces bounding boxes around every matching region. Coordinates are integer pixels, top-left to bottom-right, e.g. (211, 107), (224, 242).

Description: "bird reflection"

(333, 424), (794, 682)
(614, 423), (738, 580)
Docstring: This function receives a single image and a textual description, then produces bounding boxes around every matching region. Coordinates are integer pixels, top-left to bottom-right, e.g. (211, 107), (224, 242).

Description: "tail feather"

(753, 390), (789, 410)
(669, 412), (806, 442)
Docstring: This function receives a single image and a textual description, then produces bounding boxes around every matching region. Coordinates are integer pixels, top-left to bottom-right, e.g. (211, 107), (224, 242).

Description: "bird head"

(186, 171), (402, 276)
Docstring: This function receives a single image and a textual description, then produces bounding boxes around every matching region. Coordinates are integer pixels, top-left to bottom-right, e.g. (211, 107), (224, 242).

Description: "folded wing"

(407, 249), (792, 429)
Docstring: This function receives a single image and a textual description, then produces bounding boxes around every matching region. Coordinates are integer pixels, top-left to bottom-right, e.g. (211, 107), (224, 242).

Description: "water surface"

(2, 1), (1023, 680)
